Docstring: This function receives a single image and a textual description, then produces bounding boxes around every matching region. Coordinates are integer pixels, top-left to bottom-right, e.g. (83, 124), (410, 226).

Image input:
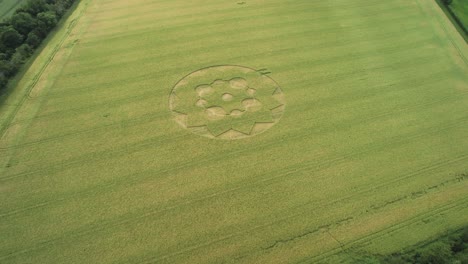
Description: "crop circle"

(169, 65), (285, 139)
(222, 93), (234, 102)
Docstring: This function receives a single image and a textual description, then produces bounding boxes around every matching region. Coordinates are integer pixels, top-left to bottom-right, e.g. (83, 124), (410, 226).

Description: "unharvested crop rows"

(0, 0), (467, 263)
(4, 33), (444, 150)
(3, 78), (466, 185)
(1, 112), (466, 262)
(4, 31), (450, 147)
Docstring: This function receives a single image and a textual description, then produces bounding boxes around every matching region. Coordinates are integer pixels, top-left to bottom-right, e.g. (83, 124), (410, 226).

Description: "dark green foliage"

(0, 0), (76, 91)
(10, 12), (36, 35)
(457, 252), (468, 264)
(17, 0), (49, 16)
(461, 228), (468, 243)
(0, 59), (18, 77)
(37, 11), (58, 31)
(451, 237), (464, 253)
(383, 254), (409, 264)
(414, 242), (452, 264)
(0, 75), (7, 87)
(26, 31), (41, 47)
(9, 52), (26, 71)
(1, 26), (23, 49)
(16, 43), (33, 57)
(52, 0), (75, 17)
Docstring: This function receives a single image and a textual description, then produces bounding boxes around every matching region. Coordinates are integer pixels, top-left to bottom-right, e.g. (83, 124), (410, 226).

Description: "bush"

(456, 252), (468, 264)
(461, 228), (468, 243)
(17, 0), (49, 16)
(52, 0), (75, 17)
(357, 228), (468, 264)
(37, 11), (58, 32)
(414, 242), (453, 264)
(10, 12), (36, 35)
(0, 59), (17, 77)
(451, 237), (465, 253)
(26, 31), (41, 47)
(9, 51), (26, 70)
(1, 27), (23, 49)
(0, 75), (7, 88)
(16, 43), (33, 57)
(383, 254), (409, 264)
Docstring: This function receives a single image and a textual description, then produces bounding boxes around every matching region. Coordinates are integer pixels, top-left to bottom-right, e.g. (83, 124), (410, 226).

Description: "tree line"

(384, 228), (468, 264)
(0, 0), (76, 90)
(354, 227), (468, 264)
(439, 0), (467, 37)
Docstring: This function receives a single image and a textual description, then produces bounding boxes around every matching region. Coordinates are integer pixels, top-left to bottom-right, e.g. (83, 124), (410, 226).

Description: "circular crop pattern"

(169, 65), (285, 139)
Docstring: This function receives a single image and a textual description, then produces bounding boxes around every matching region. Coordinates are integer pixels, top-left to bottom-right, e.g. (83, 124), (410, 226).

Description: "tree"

(450, 235), (466, 253)
(461, 228), (468, 243)
(16, 43), (33, 57)
(51, 0), (74, 18)
(415, 242), (453, 264)
(384, 254), (409, 264)
(17, 0), (48, 16)
(0, 75), (7, 89)
(1, 27), (23, 49)
(455, 253), (468, 264)
(10, 12), (36, 35)
(9, 52), (25, 65)
(0, 59), (16, 77)
(37, 11), (58, 32)
(26, 31), (41, 47)
(0, 0), (76, 91)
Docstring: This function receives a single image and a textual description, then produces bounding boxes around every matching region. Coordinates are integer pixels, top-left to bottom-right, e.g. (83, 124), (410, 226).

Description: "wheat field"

(0, 0), (467, 263)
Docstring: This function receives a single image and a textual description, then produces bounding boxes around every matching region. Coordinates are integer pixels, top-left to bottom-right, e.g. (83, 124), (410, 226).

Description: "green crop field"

(0, 0), (28, 20)
(0, 0), (467, 263)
